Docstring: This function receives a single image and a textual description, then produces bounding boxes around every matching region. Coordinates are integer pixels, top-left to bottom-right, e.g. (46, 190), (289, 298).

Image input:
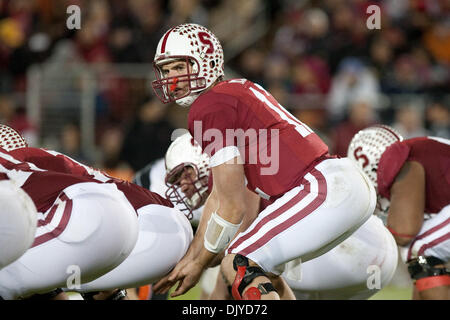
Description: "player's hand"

(169, 260), (204, 298)
(153, 255), (193, 294)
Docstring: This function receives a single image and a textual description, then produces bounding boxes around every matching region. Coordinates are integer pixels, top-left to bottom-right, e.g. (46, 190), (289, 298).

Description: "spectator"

(382, 54), (427, 94)
(369, 36), (394, 85)
(167, 0), (209, 27)
(99, 125), (134, 181)
(331, 97), (377, 157)
(423, 18), (450, 65)
(237, 47), (266, 85)
(59, 122), (93, 165)
(425, 99), (450, 139)
(292, 55), (330, 95)
(393, 104), (429, 139)
(327, 57), (380, 123)
(0, 94), (37, 147)
(119, 97), (175, 172)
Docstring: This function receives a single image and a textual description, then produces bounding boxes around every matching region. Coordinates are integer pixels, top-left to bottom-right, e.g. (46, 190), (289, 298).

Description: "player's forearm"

(185, 188), (220, 259)
(197, 246), (218, 268)
(195, 191), (245, 268)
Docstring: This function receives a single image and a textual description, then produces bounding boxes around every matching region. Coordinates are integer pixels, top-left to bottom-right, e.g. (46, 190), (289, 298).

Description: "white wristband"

(204, 212), (241, 253)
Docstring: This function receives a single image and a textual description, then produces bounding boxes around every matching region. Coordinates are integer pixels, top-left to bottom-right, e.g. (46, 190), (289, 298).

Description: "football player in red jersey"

(164, 133), (398, 300)
(0, 139), (139, 299)
(151, 24), (377, 300)
(348, 125), (450, 300)
(0, 125), (192, 300)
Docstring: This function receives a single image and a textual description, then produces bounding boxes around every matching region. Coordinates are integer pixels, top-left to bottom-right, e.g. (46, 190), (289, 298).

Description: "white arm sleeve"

(204, 212), (241, 254)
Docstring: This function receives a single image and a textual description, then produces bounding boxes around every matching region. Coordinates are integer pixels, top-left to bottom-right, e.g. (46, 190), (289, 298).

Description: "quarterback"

(163, 133), (398, 300)
(152, 24), (377, 300)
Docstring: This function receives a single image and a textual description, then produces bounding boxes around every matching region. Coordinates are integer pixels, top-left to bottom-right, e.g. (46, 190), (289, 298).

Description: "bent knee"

(220, 254), (235, 272)
(394, 235), (415, 247)
(388, 225), (419, 246)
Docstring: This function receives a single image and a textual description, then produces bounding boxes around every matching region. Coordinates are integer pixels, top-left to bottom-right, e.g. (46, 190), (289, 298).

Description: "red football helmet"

(152, 23), (224, 107)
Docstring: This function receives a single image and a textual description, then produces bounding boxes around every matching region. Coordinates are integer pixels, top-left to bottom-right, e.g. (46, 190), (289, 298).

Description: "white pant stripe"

(35, 198), (67, 238)
(231, 172), (318, 254)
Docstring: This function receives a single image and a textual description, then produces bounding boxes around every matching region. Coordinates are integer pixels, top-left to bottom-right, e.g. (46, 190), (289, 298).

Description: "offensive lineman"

(0, 179), (37, 271)
(0, 125), (192, 299)
(0, 126), (37, 271)
(0, 127), (139, 299)
(348, 125), (450, 300)
(150, 23), (377, 300)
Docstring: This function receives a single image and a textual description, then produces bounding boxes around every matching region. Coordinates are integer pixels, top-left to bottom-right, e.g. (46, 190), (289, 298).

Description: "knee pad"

(231, 254), (277, 300)
(407, 256), (450, 292)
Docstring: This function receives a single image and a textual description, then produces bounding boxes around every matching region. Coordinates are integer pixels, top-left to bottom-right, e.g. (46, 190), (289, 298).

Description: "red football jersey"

(1, 147), (173, 212)
(377, 137), (450, 214)
(0, 148), (99, 212)
(188, 79), (329, 199)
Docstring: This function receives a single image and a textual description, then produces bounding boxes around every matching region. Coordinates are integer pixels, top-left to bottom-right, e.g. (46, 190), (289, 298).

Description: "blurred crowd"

(0, 0), (448, 175)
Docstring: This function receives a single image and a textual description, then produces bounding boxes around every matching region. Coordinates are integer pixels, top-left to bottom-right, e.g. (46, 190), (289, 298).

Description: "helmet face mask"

(152, 56), (207, 104)
(152, 24), (224, 107)
(164, 132), (211, 220)
(165, 163), (209, 220)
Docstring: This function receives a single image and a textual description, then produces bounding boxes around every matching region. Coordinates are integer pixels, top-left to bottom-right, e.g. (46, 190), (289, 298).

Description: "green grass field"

(369, 285), (412, 300)
(66, 283), (412, 300)
(168, 284), (413, 300)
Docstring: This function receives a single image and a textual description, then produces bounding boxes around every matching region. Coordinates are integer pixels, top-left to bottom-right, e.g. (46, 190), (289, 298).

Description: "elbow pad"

(204, 212), (241, 253)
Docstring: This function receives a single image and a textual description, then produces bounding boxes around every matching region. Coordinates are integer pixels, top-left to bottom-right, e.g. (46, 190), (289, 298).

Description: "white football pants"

(400, 204), (450, 263)
(76, 204), (193, 292)
(0, 182), (138, 299)
(227, 157), (376, 275)
(0, 181), (37, 270)
(284, 215), (398, 299)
